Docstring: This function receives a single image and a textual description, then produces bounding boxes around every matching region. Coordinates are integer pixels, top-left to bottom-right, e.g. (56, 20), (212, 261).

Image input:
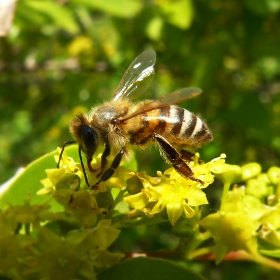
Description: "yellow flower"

(38, 148), (84, 195)
(124, 153), (221, 225)
(207, 153), (242, 184)
(199, 188), (266, 263)
(39, 149), (133, 195)
(259, 203), (280, 246)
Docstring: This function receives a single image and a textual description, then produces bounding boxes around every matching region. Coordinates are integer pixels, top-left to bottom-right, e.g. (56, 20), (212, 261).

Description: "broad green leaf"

(97, 257), (206, 280)
(0, 144), (137, 211)
(0, 145), (79, 211)
(72, 0), (143, 18)
(18, 0), (79, 33)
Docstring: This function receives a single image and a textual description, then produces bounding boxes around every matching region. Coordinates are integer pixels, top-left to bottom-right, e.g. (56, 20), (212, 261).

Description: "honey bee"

(58, 49), (212, 188)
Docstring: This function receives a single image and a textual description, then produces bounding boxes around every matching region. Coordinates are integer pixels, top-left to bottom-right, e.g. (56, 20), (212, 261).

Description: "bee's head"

(70, 114), (99, 161)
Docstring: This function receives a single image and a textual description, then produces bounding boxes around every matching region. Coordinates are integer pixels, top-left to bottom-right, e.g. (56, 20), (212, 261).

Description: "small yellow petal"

(166, 203), (183, 225)
(123, 192), (149, 209)
(46, 168), (66, 185)
(150, 199), (166, 215)
(182, 202), (195, 218)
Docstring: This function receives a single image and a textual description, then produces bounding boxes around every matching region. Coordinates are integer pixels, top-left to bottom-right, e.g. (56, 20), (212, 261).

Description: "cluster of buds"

(0, 201), (123, 279)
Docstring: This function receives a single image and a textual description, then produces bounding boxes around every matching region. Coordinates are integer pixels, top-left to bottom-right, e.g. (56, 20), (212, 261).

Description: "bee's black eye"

(80, 124), (99, 153)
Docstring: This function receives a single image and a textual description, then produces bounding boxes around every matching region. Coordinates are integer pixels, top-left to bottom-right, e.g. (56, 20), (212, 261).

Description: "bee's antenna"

(57, 140), (76, 168)
(78, 146), (90, 187)
(57, 141), (90, 187)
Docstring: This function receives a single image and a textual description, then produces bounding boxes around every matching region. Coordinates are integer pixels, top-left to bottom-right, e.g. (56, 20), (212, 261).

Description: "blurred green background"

(0, 0), (280, 279)
(1, 0), (280, 184)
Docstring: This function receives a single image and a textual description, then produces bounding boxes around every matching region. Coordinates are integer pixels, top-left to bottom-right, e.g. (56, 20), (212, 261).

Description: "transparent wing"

(120, 87), (202, 121)
(150, 87), (202, 106)
(113, 49), (156, 101)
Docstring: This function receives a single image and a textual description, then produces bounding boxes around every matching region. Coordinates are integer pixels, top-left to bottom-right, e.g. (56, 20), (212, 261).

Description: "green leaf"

(159, 0), (194, 29)
(0, 146), (79, 211)
(19, 0), (79, 33)
(146, 16), (164, 41)
(97, 257), (206, 280)
(0, 144), (137, 212)
(72, 0), (143, 18)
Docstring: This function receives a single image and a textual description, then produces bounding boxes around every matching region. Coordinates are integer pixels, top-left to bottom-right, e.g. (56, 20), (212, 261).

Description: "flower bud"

(241, 163), (261, 181)
(267, 166), (280, 185)
(212, 164), (242, 184)
(246, 178), (268, 199)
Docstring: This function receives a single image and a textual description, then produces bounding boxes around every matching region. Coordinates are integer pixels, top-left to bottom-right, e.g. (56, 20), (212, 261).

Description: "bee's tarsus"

(190, 177), (204, 185)
(91, 181), (100, 190)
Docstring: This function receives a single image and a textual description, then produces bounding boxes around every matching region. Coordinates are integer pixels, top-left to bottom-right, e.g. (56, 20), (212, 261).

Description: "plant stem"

(25, 223), (30, 235)
(221, 182), (230, 210)
(104, 189), (126, 219)
(189, 246), (214, 260)
(184, 230), (212, 258)
(192, 250), (280, 271)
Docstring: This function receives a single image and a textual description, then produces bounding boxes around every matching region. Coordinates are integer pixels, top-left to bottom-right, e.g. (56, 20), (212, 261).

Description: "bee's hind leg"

(181, 149), (204, 164)
(154, 134), (203, 185)
(180, 150), (195, 162)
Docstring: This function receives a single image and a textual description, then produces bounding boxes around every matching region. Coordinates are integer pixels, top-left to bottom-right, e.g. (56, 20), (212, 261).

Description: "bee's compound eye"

(81, 125), (99, 150)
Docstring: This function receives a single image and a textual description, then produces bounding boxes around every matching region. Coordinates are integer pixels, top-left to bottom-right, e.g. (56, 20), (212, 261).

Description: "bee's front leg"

(96, 142), (111, 178)
(154, 134), (203, 185)
(92, 149), (125, 189)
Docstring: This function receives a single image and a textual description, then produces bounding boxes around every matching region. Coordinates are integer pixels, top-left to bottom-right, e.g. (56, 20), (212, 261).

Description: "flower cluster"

(0, 210), (123, 280)
(199, 163), (280, 263)
(39, 150), (231, 227)
(124, 153), (227, 225)
(38, 148), (134, 227)
(36, 148), (280, 269)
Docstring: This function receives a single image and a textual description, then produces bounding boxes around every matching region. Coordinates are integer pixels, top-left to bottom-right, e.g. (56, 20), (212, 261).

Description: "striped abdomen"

(131, 105), (212, 148)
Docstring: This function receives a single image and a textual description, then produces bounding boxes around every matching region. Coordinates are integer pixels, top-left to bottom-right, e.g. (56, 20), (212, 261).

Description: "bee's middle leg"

(92, 149), (125, 189)
(154, 134), (203, 184)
